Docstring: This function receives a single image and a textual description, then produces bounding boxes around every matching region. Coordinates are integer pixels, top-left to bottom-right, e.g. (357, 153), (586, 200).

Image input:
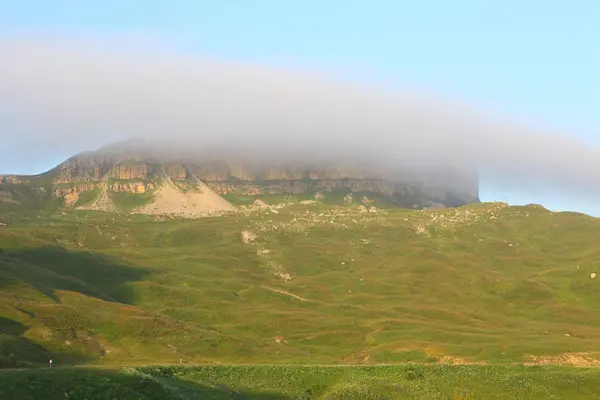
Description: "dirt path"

(261, 286), (310, 302)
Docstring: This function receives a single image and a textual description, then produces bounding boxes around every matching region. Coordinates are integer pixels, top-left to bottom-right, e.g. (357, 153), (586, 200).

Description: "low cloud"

(0, 36), (598, 198)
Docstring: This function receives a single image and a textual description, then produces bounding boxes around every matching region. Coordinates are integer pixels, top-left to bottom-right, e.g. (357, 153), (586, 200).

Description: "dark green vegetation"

(223, 185), (444, 209)
(108, 190), (156, 212)
(3, 365), (600, 399)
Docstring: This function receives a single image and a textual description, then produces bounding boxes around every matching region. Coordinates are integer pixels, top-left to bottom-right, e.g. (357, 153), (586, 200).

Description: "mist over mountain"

(0, 36), (599, 205)
(0, 136), (479, 216)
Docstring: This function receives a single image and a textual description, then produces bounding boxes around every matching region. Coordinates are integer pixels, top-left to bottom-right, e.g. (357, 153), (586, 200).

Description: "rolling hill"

(2, 200), (600, 369)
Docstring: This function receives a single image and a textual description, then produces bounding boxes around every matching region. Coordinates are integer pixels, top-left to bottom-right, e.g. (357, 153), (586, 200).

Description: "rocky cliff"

(0, 141), (480, 214)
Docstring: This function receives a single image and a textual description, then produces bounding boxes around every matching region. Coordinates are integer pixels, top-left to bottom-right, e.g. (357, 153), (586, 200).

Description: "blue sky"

(1, 1), (599, 214)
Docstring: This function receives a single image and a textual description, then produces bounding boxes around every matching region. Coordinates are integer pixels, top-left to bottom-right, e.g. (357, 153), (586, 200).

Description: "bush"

(0, 353), (18, 368)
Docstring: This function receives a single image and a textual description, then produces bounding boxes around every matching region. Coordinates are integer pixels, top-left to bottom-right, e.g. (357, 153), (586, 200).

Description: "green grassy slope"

(3, 365), (600, 399)
(2, 202), (600, 368)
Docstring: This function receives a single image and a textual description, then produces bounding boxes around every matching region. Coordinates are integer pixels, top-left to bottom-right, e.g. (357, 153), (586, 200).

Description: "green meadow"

(2, 201), (600, 398)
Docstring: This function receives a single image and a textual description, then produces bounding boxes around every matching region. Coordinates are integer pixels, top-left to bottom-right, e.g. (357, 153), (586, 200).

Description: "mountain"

(0, 140), (480, 215)
(3, 144), (600, 397)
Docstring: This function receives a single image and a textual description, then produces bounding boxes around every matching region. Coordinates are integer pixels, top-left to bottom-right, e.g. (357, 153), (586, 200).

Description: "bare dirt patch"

(525, 352), (600, 366)
(137, 178), (235, 217)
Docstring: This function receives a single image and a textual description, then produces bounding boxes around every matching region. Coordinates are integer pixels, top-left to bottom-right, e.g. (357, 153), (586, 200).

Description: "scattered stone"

(241, 230), (256, 244)
(253, 199), (269, 208)
(591, 273), (597, 279)
(275, 272), (293, 281)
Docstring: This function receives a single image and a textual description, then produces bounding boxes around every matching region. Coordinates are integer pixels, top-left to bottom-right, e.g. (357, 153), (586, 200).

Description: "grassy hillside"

(3, 365), (600, 399)
(2, 202), (600, 368)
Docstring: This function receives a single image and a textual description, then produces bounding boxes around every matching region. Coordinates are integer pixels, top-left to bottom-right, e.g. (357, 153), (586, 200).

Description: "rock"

(241, 230), (256, 244)
(163, 164), (188, 180)
(423, 202), (446, 210)
(0, 175), (21, 184)
(591, 273), (597, 279)
(110, 163), (150, 180)
(0, 140), (481, 213)
(253, 199), (269, 208)
(275, 272), (293, 281)
(63, 191), (79, 207)
(110, 181), (151, 193)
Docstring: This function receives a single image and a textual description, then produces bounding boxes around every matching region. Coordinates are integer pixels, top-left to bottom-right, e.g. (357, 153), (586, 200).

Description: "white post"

(49, 359), (53, 369)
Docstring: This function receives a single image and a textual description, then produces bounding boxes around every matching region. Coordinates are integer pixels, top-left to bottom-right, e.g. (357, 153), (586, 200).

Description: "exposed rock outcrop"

(0, 140), (480, 214)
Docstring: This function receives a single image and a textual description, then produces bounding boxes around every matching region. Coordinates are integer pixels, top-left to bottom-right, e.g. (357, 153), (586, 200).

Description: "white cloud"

(0, 36), (598, 198)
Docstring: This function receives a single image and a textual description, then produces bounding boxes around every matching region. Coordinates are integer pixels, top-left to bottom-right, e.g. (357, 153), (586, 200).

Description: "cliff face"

(0, 142), (480, 212)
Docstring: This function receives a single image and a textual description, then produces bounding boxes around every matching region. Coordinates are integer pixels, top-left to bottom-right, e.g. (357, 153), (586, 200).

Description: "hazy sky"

(1, 1), (599, 214)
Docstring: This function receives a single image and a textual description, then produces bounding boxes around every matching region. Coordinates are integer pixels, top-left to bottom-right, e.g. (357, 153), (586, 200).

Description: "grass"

(108, 191), (155, 212)
(222, 187), (426, 208)
(2, 364), (600, 399)
(74, 188), (101, 207)
(223, 192), (314, 206)
(2, 201), (600, 396)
